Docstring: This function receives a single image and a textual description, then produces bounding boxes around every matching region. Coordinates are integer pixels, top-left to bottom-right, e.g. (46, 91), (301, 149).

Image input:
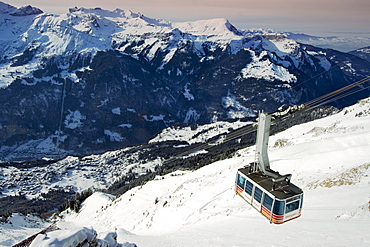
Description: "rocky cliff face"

(0, 3), (369, 161)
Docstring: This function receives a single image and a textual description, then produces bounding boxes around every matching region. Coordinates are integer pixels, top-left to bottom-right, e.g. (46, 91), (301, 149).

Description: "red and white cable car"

(235, 113), (303, 224)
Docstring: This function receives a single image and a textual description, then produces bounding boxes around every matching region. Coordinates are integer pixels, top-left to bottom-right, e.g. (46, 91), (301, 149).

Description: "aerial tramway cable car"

(235, 113), (303, 224)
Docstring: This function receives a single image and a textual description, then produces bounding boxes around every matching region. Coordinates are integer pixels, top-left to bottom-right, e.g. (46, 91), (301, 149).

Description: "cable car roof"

(238, 167), (303, 200)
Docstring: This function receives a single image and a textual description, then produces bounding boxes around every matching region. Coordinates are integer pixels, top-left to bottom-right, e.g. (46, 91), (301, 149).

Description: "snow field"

(2, 98), (370, 246)
(0, 214), (49, 246)
(54, 98), (370, 246)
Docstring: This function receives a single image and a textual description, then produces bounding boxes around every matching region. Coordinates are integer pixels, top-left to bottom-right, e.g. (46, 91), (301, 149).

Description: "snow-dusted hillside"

(3, 97), (369, 246)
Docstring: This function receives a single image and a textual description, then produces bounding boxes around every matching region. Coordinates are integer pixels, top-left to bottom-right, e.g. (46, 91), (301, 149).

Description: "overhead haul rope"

(162, 76), (370, 164)
(304, 76), (370, 110)
(270, 76), (370, 126)
(219, 73), (370, 146)
(163, 124), (256, 164)
(309, 83), (370, 109)
(262, 42), (370, 116)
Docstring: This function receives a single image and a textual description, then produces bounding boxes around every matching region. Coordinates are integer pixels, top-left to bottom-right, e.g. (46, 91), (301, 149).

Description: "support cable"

(163, 76), (370, 164)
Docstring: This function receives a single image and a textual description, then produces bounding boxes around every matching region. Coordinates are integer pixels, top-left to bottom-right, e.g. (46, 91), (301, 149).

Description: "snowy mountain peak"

(113, 8), (141, 19)
(0, 1), (15, 14)
(66, 6), (167, 25)
(10, 5), (43, 16)
(62, 6), (242, 39)
(173, 18), (242, 37)
(0, 2), (43, 16)
(68, 6), (137, 19)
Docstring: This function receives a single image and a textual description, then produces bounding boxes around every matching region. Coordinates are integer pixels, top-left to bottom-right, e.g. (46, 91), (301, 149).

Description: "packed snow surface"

(9, 97), (366, 246)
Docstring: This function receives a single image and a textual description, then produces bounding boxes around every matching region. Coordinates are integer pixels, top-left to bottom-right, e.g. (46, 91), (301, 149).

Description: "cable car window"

(245, 180), (253, 195)
(300, 195), (303, 209)
(236, 174), (246, 189)
(285, 200), (299, 214)
(286, 195), (301, 203)
(253, 187), (262, 203)
(273, 200), (285, 215)
(262, 193), (273, 210)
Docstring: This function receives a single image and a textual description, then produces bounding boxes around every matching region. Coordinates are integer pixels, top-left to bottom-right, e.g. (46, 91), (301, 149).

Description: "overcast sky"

(4, 0), (370, 36)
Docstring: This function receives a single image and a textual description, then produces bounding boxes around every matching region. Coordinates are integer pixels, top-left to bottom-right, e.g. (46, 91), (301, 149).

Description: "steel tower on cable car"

(235, 113), (303, 224)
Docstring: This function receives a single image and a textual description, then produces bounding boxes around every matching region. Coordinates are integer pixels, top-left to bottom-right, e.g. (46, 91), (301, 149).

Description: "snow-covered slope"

(0, 213), (49, 246)
(6, 97), (368, 246)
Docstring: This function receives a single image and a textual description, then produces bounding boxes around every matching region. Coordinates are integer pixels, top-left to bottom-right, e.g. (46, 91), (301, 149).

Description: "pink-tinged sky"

(3, 0), (370, 36)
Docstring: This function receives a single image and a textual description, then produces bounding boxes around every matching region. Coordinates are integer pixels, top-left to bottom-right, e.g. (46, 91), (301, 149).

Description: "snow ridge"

(0, 3), (318, 88)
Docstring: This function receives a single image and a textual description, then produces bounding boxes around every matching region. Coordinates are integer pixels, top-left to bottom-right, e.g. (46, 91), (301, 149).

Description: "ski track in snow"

(2, 98), (368, 246)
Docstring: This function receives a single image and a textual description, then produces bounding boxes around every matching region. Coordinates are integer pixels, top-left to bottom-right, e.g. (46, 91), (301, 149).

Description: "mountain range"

(0, 2), (369, 161)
